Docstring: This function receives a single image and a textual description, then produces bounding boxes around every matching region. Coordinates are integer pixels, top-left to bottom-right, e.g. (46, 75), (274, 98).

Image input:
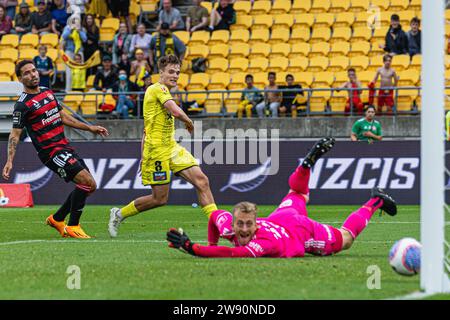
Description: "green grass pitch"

(0, 204), (447, 300)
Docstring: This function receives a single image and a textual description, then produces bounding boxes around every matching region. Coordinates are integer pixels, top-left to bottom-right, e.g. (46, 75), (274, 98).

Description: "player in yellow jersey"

(108, 55), (217, 237)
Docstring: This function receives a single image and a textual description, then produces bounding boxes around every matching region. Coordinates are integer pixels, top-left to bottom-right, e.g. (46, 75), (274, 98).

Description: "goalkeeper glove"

(166, 228), (196, 256)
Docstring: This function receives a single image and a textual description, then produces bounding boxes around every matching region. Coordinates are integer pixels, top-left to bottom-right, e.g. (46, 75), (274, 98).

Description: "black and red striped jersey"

(12, 87), (70, 157)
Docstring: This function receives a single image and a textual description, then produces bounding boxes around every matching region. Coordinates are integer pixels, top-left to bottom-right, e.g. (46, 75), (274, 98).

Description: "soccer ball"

(389, 238), (421, 276)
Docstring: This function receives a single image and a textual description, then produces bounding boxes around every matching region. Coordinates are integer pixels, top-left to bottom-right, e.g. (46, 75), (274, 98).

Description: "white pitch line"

(384, 291), (435, 300)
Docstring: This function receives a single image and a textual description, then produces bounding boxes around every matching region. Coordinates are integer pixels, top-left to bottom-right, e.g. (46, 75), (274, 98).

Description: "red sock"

(288, 166), (310, 195)
(342, 198), (383, 239)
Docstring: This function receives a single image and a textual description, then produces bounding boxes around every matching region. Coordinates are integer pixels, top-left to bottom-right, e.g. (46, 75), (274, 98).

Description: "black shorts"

(42, 148), (88, 183)
(109, 0), (130, 17)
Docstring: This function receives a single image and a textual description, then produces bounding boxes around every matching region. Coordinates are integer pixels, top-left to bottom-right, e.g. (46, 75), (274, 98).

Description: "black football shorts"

(43, 148), (89, 183)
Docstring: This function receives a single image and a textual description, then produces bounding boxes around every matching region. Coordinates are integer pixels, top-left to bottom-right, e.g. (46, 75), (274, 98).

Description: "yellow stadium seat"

(331, 27), (352, 43)
(205, 93), (225, 113)
(186, 45), (209, 60)
(230, 14), (253, 31)
(86, 75), (96, 90)
(46, 48), (58, 62)
(275, 72), (289, 86)
(250, 72), (266, 88)
(371, 27), (388, 43)
(379, 11), (395, 28)
(446, 70), (450, 85)
(271, 0), (292, 14)
(177, 73), (189, 89)
(293, 13), (315, 29)
(312, 71), (335, 88)
(80, 94), (100, 117)
(329, 90), (348, 112)
(398, 69), (420, 86)
(40, 33), (59, 48)
(391, 54), (411, 71)
(228, 72), (247, 90)
(173, 31), (189, 45)
(410, 54), (421, 71)
(397, 10), (417, 27)
(349, 41), (371, 57)
(0, 34), (19, 49)
(350, 55), (370, 71)
(234, 1), (251, 15)
(225, 91), (243, 112)
(358, 70), (374, 87)
(209, 43), (229, 59)
(229, 43), (250, 59)
(247, 58), (269, 73)
(140, 0), (158, 12)
(309, 41), (330, 58)
(310, 0), (331, 14)
(307, 56), (329, 72)
(187, 73), (210, 90)
(309, 90), (331, 113)
(409, 0), (421, 12)
(207, 58), (229, 74)
(128, 1), (141, 22)
(229, 58), (249, 73)
(269, 28), (290, 44)
(249, 43), (271, 59)
(329, 41), (350, 57)
(333, 71), (349, 87)
(273, 14), (295, 30)
(19, 48), (38, 60)
(446, 55), (450, 70)
(0, 75), (11, 82)
(270, 43), (291, 59)
(390, 0), (410, 11)
(294, 71), (314, 88)
(310, 27), (331, 44)
(287, 56), (309, 72)
(369, 43), (386, 57)
(328, 56), (350, 72)
(208, 72), (231, 90)
(19, 34), (39, 49)
(0, 62), (15, 77)
(334, 12), (355, 28)
(396, 89), (417, 112)
(188, 92), (208, 105)
(252, 15), (273, 29)
(209, 30), (230, 45)
(349, 0), (370, 13)
(249, 28), (270, 45)
(371, 0), (391, 11)
(229, 29), (250, 45)
(0, 48), (18, 63)
(330, 0), (351, 13)
(368, 55), (384, 71)
(354, 11), (373, 28)
(291, 0), (312, 14)
(100, 17), (120, 42)
(315, 13), (335, 28)
(351, 27), (372, 42)
(189, 31), (210, 46)
(63, 93), (83, 112)
(289, 43), (311, 58)
(251, 0), (271, 15)
(446, 9), (450, 23)
(268, 57), (289, 73)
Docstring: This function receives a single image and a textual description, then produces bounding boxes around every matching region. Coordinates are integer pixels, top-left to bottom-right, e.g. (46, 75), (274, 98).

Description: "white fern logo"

(14, 167), (53, 191)
(220, 158), (272, 192)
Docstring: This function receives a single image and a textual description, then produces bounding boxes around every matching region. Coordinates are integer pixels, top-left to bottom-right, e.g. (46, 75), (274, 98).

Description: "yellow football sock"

(121, 201), (139, 219)
(202, 203), (218, 219)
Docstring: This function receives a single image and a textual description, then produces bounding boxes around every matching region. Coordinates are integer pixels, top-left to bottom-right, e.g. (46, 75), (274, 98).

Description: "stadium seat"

(351, 27), (372, 42)
(233, 0), (251, 15)
(358, 70), (375, 87)
(40, 33), (59, 48)
(229, 58), (249, 73)
(391, 54), (411, 71)
(272, 14), (295, 30)
(19, 48), (38, 60)
(379, 11), (394, 28)
(209, 43), (229, 59)
(100, 18), (120, 42)
(371, 27), (388, 43)
(128, 1), (141, 22)
(271, 0), (291, 14)
(189, 31), (210, 46)
(173, 31), (190, 45)
(207, 58), (229, 74)
(334, 12), (355, 28)
(349, 41), (371, 57)
(368, 55), (384, 71)
(177, 73), (189, 89)
(80, 94), (100, 117)
(289, 42), (311, 58)
(225, 92), (242, 113)
(0, 48), (18, 64)
(249, 43), (271, 59)
(312, 71), (335, 88)
(0, 75), (11, 82)
(398, 69), (420, 86)
(86, 75), (96, 90)
(396, 89), (417, 112)
(208, 72), (231, 90)
(369, 43), (386, 57)
(286, 56), (309, 72)
(230, 14), (253, 31)
(330, 27), (352, 43)
(275, 72), (289, 86)
(371, 0), (391, 11)
(250, 0), (271, 15)
(229, 43), (250, 59)
(397, 10), (417, 27)
(229, 29), (250, 45)
(310, 27), (332, 44)
(330, 0), (351, 13)
(0, 62), (15, 78)
(19, 34), (39, 49)
(291, 0), (312, 14)
(310, 0), (331, 14)
(46, 48), (58, 62)
(294, 71), (314, 88)
(247, 58), (269, 73)
(249, 28), (270, 45)
(349, 0), (370, 13)
(252, 15), (273, 29)
(315, 13), (335, 28)
(253, 72), (269, 87)
(204, 93), (225, 113)
(354, 11), (373, 28)
(270, 43), (291, 59)
(329, 41), (350, 57)
(309, 42), (330, 58)
(186, 45), (209, 60)
(350, 55), (370, 71)
(140, 0), (158, 12)
(228, 72), (247, 89)
(0, 34), (19, 49)
(328, 56), (350, 72)
(293, 13), (315, 29)
(187, 73), (210, 90)
(307, 56), (329, 72)
(267, 57), (289, 73)
(333, 71), (349, 87)
(329, 90), (348, 112)
(269, 28), (290, 44)
(309, 90), (331, 113)
(409, 0), (422, 12)
(410, 54), (422, 71)
(209, 30), (230, 45)
(390, 0), (410, 11)
(63, 93), (83, 112)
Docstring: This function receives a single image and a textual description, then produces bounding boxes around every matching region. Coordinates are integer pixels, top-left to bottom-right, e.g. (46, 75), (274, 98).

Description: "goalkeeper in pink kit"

(167, 137), (397, 258)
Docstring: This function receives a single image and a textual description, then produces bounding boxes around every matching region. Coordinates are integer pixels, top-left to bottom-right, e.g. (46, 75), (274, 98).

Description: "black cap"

(161, 22), (170, 30)
(102, 55), (112, 62)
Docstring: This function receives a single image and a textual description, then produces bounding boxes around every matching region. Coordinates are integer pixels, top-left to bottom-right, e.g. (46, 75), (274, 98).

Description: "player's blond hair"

(233, 201), (257, 218)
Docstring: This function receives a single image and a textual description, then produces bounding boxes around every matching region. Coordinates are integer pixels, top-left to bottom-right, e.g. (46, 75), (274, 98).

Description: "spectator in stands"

(380, 14), (408, 56)
(0, 5), (12, 39)
(117, 52), (131, 76)
(407, 17), (421, 56)
(113, 22), (133, 64)
(256, 72), (282, 118)
(71, 53), (87, 92)
(111, 69), (140, 119)
(130, 23), (152, 59)
(149, 23), (186, 72)
(31, 1), (53, 35)
(68, 0), (88, 18)
(338, 68), (364, 115)
(0, 0), (17, 20)
(83, 14), (100, 61)
(208, 0), (236, 31)
(237, 74), (263, 119)
(51, 0), (68, 36)
(94, 55), (118, 92)
(87, 0), (110, 21)
(371, 54), (399, 114)
(186, 0), (209, 32)
(278, 74), (304, 118)
(351, 106), (383, 143)
(12, 2), (32, 36)
(106, 0), (132, 33)
(33, 45), (54, 88)
(157, 0), (185, 31)
(130, 49), (151, 88)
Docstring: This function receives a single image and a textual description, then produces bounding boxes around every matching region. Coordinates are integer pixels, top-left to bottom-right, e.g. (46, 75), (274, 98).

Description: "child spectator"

(406, 17), (421, 56)
(370, 54), (399, 114)
(130, 49), (151, 87)
(380, 14), (408, 56)
(34, 45), (54, 88)
(256, 72), (282, 118)
(71, 53), (87, 92)
(338, 68), (364, 114)
(0, 5), (12, 39)
(12, 2), (32, 36)
(237, 74), (263, 119)
(278, 74), (304, 118)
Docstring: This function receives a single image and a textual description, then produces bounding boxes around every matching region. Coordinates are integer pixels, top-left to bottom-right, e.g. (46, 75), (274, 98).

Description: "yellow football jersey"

(143, 82), (175, 146)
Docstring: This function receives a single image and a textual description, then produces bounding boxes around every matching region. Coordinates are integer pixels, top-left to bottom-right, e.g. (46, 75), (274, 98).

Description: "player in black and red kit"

(2, 60), (109, 239)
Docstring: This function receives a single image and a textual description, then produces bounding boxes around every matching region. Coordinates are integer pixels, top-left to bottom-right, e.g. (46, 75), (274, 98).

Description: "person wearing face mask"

(111, 69), (140, 119)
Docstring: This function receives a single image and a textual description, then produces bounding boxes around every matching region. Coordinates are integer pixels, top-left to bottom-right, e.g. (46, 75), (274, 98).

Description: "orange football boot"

(64, 225), (92, 239)
(46, 214), (67, 237)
